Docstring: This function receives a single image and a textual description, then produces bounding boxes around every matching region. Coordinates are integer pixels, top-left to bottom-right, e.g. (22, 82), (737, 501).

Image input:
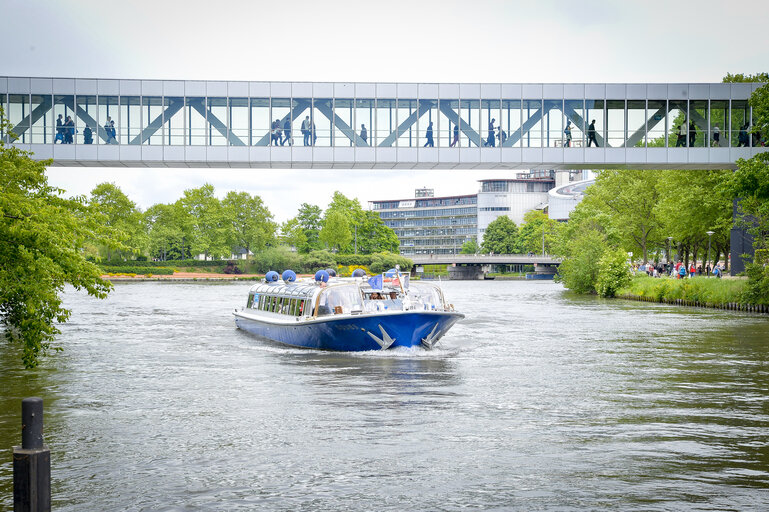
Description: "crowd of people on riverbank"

(635, 260), (723, 279)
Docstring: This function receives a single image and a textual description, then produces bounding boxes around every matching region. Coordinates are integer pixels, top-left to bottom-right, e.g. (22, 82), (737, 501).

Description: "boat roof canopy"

(249, 282), (318, 300)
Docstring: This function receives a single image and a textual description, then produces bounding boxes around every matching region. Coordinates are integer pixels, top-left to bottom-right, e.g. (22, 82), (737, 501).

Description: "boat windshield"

(408, 282), (445, 310)
(317, 284), (363, 315)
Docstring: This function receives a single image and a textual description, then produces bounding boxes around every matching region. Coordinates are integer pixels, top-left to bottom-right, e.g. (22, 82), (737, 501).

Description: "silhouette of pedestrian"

(689, 121), (696, 147)
(587, 120), (598, 147)
(282, 118), (292, 146)
(564, 121), (572, 147)
(360, 124), (367, 144)
(83, 125), (93, 144)
(64, 115), (74, 144)
(675, 123), (686, 147)
(424, 121), (434, 147)
(712, 125), (720, 147)
(498, 126), (507, 145)
(55, 114), (64, 143)
(449, 123), (459, 147)
(485, 118), (495, 147)
(301, 116), (311, 146)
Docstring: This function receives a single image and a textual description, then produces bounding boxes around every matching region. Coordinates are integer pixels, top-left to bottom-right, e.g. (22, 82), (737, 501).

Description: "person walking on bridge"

(301, 116), (311, 146)
(424, 121), (434, 147)
(485, 118), (496, 147)
(675, 123), (686, 147)
(450, 123), (459, 147)
(587, 120), (598, 147)
(689, 121), (696, 147)
(360, 124), (367, 144)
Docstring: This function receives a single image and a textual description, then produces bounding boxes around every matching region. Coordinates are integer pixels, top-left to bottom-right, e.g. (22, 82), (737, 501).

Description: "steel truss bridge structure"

(2, 77), (766, 169)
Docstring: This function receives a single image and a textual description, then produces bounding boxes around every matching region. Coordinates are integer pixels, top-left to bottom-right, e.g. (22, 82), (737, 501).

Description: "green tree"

(144, 203), (189, 261)
(221, 191), (276, 256)
(481, 215), (518, 253)
(595, 247), (632, 298)
(727, 153), (769, 251)
(319, 210), (352, 252)
(460, 238), (479, 254)
(89, 182), (145, 260)
(279, 217), (308, 250)
(516, 210), (561, 255)
(581, 169), (663, 263)
(557, 227), (608, 295)
(356, 210), (400, 254)
(1, 111), (115, 368)
(179, 184), (229, 260)
(296, 203), (323, 252)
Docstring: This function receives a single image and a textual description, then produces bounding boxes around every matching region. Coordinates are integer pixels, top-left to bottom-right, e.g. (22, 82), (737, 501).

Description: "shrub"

(250, 247), (302, 274)
(558, 230), (607, 294)
(369, 252), (414, 273)
(595, 248), (632, 297)
(222, 261), (243, 275)
(742, 263), (769, 305)
(301, 250), (337, 273)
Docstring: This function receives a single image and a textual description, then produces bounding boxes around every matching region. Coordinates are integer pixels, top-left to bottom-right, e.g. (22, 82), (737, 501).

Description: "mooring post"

(13, 397), (51, 512)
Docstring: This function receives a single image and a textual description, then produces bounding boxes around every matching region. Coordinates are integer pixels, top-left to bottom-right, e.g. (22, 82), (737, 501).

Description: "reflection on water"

(1, 280), (768, 510)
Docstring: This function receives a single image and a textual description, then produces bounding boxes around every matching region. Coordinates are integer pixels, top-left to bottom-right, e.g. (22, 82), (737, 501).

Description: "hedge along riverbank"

(616, 276), (769, 314)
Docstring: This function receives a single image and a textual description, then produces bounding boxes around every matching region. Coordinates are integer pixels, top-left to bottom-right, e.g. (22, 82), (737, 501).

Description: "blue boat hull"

(234, 311), (464, 351)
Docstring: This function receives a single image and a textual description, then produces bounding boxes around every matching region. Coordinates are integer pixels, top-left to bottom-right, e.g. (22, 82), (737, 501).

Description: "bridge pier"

(448, 265), (484, 280)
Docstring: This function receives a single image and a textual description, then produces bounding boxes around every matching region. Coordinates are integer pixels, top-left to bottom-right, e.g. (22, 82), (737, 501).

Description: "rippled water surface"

(1, 280), (768, 510)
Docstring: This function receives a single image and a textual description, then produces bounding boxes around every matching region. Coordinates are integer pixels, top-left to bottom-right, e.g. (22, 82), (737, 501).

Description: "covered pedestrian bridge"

(2, 77), (766, 169)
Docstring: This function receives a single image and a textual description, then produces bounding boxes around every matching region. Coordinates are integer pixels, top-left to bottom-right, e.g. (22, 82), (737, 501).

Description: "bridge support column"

(448, 265), (483, 280)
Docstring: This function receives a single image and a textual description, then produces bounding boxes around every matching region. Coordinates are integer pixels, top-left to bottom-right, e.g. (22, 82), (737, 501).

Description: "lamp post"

(706, 230), (715, 276)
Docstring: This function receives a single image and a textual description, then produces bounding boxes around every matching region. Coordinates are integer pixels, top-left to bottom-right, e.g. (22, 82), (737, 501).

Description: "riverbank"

(101, 272), (263, 281)
(616, 275), (768, 314)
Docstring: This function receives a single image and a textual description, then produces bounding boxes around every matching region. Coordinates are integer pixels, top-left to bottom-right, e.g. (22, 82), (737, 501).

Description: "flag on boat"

(367, 274), (383, 291)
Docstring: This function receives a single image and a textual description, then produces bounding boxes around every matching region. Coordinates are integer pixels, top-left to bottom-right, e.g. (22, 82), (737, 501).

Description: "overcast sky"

(3, 0), (768, 221)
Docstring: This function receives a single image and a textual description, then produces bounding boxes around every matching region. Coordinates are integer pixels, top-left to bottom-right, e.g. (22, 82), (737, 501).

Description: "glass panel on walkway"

(585, 99), (604, 147)
(522, 99), (542, 147)
(606, 100), (625, 147)
(312, 98), (332, 146)
(290, 98), (310, 146)
(30, 94), (53, 144)
(186, 97), (206, 146)
(563, 100), (584, 147)
(7, 94), (29, 143)
(501, 99), (521, 147)
(481, 99), (500, 148)
(731, 99), (749, 147)
(229, 98), (248, 146)
(142, 96), (163, 145)
(98, 95), (118, 144)
(543, 99), (562, 148)
(53, 95), (75, 145)
(75, 95), (97, 145)
(710, 100), (728, 147)
(668, 100), (687, 147)
(645, 100), (666, 147)
(690, 100), (708, 147)
(439, 99), (459, 147)
(165, 97), (184, 145)
(355, 98), (374, 147)
(207, 97), (227, 146)
(334, 98), (354, 147)
(376, 98), (396, 147)
(419, 99), (437, 147)
(626, 100), (645, 147)
(250, 98), (269, 146)
(120, 96), (140, 145)
(460, 99), (480, 148)
(397, 98), (417, 147)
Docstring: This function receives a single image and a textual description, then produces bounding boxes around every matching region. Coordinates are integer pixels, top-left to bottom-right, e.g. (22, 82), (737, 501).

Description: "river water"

(1, 280), (768, 511)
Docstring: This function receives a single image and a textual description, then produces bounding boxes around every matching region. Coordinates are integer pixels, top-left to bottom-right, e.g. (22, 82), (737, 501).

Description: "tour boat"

(233, 269), (464, 351)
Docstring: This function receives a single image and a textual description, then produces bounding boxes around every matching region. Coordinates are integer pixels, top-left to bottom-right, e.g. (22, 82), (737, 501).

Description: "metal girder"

(623, 104), (672, 148)
(129, 98), (184, 145)
(380, 100), (435, 147)
(437, 102), (481, 147)
(5, 97), (53, 142)
(502, 108), (543, 147)
(253, 99), (311, 146)
(187, 99), (246, 146)
(313, 101), (367, 147)
(563, 105), (605, 147)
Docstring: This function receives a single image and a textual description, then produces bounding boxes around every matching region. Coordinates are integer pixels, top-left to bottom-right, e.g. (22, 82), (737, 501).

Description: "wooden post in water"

(13, 398), (51, 512)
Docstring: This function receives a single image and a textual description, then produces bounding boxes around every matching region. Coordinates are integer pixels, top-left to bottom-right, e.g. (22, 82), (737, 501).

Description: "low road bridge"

(2, 77), (766, 169)
(411, 254), (560, 280)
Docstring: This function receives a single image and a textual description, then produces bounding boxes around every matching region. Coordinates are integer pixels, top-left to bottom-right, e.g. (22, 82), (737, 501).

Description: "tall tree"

(89, 182), (144, 260)
(179, 184), (228, 260)
(516, 210), (561, 255)
(356, 210), (400, 254)
(144, 203), (190, 261)
(296, 203), (323, 252)
(280, 217), (308, 250)
(580, 169), (663, 263)
(481, 216), (519, 254)
(1, 111), (115, 368)
(319, 210), (352, 252)
(221, 191), (276, 256)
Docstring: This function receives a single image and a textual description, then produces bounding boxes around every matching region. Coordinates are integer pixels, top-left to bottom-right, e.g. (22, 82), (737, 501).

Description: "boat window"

(246, 293), (255, 309)
(318, 285), (363, 315)
(408, 283), (444, 310)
